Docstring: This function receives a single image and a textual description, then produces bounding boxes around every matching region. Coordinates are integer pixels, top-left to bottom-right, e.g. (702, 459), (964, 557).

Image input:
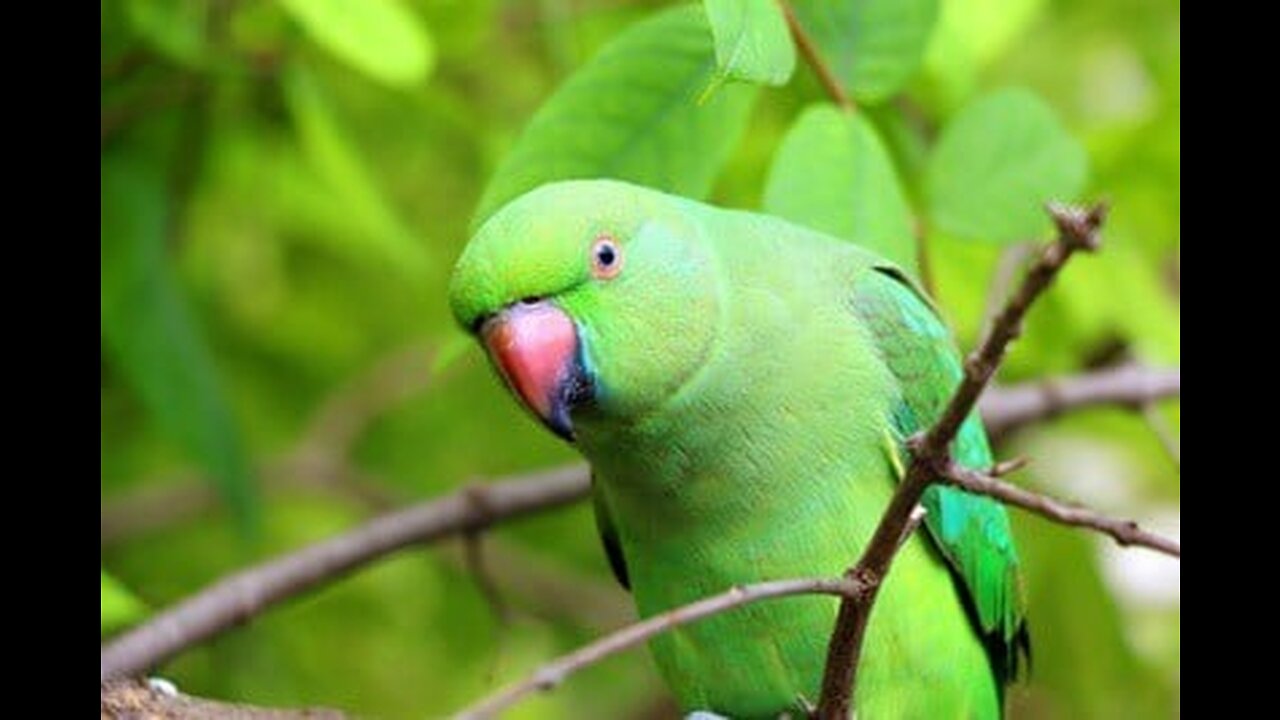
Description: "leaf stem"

(779, 1), (854, 111)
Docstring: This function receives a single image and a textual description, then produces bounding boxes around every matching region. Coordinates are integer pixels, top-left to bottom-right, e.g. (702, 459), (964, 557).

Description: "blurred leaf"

(925, 88), (1087, 244)
(791, 0), (938, 104)
(284, 64), (431, 277)
(863, 103), (931, 203)
(101, 154), (259, 532)
(125, 0), (208, 66)
(704, 0), (796, 86)
(1010, 509), (1175, 717)
(279, 0), (435, 89)
(919, 0), (1046, 109)
(102, 569), (148, 634)
(472, 5), (758, 228)
(763, 103), (916, 273)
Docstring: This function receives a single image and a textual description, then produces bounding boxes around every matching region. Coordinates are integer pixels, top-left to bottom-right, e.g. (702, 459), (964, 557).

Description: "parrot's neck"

(575, 331), (896, 614)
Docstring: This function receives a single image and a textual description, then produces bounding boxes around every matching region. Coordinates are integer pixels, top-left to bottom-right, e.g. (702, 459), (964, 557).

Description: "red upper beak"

(481, 301), (588, 441)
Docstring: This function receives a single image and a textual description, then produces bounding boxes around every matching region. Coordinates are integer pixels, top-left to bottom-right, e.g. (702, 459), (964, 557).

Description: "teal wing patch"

(852, 266), (1029, 683)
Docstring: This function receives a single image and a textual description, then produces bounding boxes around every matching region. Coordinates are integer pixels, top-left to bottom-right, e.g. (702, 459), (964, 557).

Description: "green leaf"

(764, 104), (917, 274)
(283, 64), (431, 277)
(925, 88), (1087, 244)
(125, 0), (208, 66)
(101, 154), (259, 533)
(102, 570), (148, 634)
(791, 0), (938, 104)
(704, 0), (796, 86)
(472, 5), (758, 229)
(920, 0), (1046, 108)
(279, 0), (434, 89)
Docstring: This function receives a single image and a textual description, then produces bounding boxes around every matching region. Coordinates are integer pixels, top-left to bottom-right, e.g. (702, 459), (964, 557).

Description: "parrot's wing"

(852, 265), (1030, 683)
(592, 471), (631, 590)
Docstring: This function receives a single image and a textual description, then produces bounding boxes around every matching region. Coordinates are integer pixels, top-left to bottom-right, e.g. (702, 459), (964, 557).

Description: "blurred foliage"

(102, 569), (149, 633)
(101, 0), (1179, 718)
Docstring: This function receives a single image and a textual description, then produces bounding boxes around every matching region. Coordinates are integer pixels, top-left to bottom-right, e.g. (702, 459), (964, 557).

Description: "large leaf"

(704, 0), (796, 86)
(279, 0), (434, 89)
(101, 570), (147, 634)
(101, 155), (258, 532)
(284, 64), (431, 277)
(472, 5), (758, 228)
(764, 104), (916, 274)
(791, 0), (938, 104)
(925, 88), (1087, 244)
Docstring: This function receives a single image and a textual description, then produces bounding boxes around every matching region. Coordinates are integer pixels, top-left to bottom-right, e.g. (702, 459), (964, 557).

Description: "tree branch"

(814, 203), (1107, 719)
(980, 363), (1181, 436)
(780, 0), (854, 111)
(101, 363), (1178, 546)
(452, 577), (865, 720)
(100, 465), (590, 681)
(101, 678), (346, 719)
(940, 461), (1180, 557)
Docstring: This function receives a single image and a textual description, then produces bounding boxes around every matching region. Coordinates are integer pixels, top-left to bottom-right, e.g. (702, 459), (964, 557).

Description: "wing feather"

(852, 265), (1029, 682)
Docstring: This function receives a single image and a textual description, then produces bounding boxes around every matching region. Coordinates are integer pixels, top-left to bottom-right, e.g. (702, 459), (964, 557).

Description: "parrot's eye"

(590, 236), (623, 279)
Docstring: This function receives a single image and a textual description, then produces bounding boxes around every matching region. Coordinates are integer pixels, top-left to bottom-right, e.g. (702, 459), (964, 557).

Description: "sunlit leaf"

(704, 0), (796, 86)
(102, 569), (148, 634)
(920, 0), (1046, 108)
(925, 88), (1087, 244)
(764, 103), (916, 273)
(101, 154), (259, 532)
(790, 0), (938, 104)
(473, 5), (758, 228)
(279, 0), (434, 88)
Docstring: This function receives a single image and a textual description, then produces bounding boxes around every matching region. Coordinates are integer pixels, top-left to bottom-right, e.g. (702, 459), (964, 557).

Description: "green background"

(101, 0), (1179, 717)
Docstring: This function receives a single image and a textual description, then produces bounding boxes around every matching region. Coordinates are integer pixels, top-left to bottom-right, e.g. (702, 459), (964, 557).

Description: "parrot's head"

(449, 179), (720, 441)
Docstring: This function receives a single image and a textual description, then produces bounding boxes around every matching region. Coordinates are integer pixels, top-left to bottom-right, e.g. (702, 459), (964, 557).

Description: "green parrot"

(449, 179), (1028, 719)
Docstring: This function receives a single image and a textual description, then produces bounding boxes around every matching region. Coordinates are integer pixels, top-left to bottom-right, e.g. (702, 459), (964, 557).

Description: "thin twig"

(814, 203), (1107, 719)
(462, 485), (513, 627)
(940, 462), (1180, 557)
(100, 465), (591, 681)
(982, 242), (1036, 327)
(435, 536), (632, 633)
(981, 363), (1180, 436)
(453, 576), (866, 720)
(779, 0), (854, 111)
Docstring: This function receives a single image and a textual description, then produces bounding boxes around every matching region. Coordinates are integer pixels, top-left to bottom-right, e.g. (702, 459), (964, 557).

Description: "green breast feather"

(851, 265), (1030, 684)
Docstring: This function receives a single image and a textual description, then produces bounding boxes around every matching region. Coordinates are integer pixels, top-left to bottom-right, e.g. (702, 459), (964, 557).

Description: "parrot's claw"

(685, 712), (732, 720)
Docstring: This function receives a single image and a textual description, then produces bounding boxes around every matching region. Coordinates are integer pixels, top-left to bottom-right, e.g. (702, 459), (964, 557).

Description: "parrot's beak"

(480, 300), (591, 441)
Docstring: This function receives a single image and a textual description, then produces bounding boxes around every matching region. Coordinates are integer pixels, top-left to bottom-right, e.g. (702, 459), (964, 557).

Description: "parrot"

(448, 179), (1028, 719)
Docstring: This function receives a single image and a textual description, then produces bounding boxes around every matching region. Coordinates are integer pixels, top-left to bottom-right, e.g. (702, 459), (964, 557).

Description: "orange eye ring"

(590, 235), (623, 280)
